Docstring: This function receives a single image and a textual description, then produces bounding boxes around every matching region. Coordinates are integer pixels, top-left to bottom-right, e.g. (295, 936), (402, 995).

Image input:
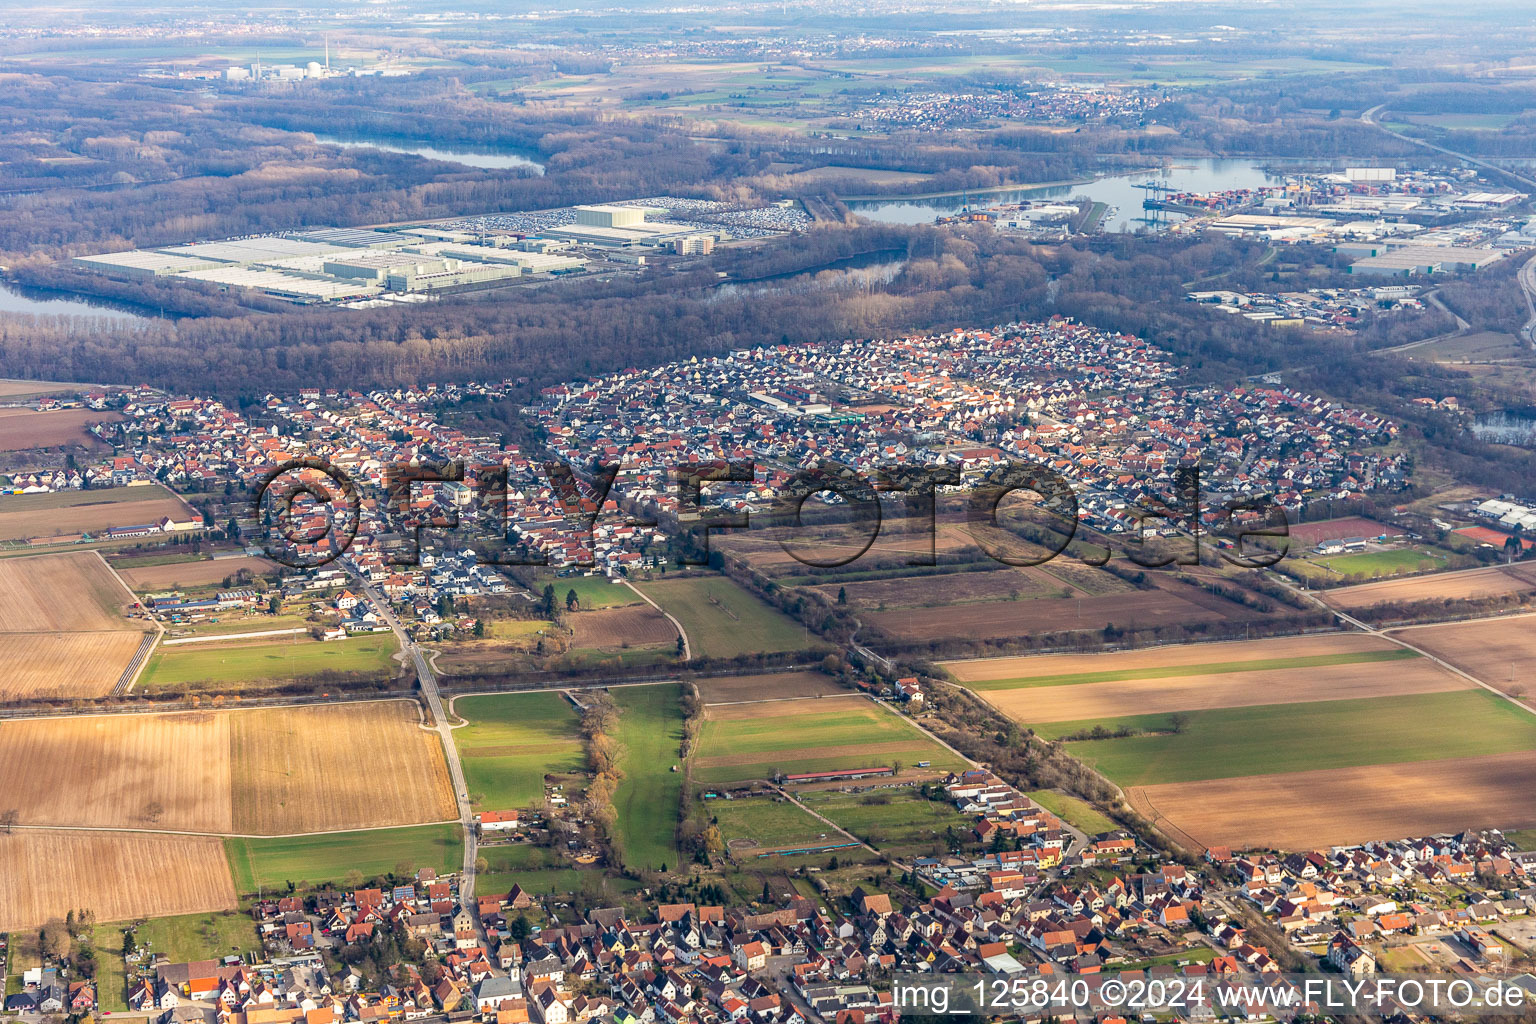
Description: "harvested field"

(0, 407), (119, 451)
(1286, 517), (1403, 545)
(0, 701), (455, 835)
(118, 555), (281, 591)
(1127, 750), (1536, 851)
(0, 379), (85, 400)
(0, 632), (150, 701)
(944, 633), (1385, 685)
(0, 832), (235, 931)
(568, 605), (677, 650)
(0, 711), (235, 832)
(867, 582), (1254, 642)
(696, 671), (848, 703)
(981, 649), (1466, 724)
(0, 485), (191, 543)
(1393, 615), (1536, 692)
(812, 568), (1059, 610)
(1323, 565), (1536, 611)
(0, 551), (136, 630)
(230, 702), (457, 834)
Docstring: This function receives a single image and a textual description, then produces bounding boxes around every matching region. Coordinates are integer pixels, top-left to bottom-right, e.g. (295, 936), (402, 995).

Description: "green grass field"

(709, 797), (832, 850)
(85, 925), (128, 1011)
(1287, 546), (1449, 581)
(224, 824), (463, 893)
(479, 867), (643, 900)
(118, 911), (262, 963)
(550, 575), (642, 609)
(139, 632), (399, 689)
(798, 789), (973, 852)
(455, 691), (586, 811)
(694, 701), (967, 785)
(954, 648), (1420, 690)
(611, 684), (685, 872)
(1054, 690), (1536, 786)
(634, 576), (814, 659)
(1027, 790), (1118, 836)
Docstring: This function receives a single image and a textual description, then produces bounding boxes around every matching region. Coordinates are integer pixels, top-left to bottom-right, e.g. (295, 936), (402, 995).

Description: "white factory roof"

(178, 266), (382, 300)
(154, 237), (348, 264)
(72, 250), (221, 274)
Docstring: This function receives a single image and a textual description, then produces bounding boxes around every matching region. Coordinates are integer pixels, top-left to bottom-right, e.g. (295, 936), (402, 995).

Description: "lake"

(848, 158), (1285, 231)
(0, 281), (155, 323)
(317, 135), (545, 174)
(1473, 409), (1536, 447)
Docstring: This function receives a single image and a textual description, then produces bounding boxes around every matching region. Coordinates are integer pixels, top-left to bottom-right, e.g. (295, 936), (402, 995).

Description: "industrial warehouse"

(69, 201), (768, 305)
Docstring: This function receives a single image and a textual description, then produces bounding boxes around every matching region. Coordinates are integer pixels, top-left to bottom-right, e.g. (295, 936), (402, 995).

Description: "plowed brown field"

(0, 632), (149, 701)
(1127, 750), (1536, 851)
(0, 407), (119, 450)
(118, 555), (280, 591)
(568, 605), (677, 649)
(1323, 566), (1536, 610)
(1392, 615), (1536, 692)
(0, 832), (236, 931)
(0, 551), (134, 630)
(696, 671), (848, 703)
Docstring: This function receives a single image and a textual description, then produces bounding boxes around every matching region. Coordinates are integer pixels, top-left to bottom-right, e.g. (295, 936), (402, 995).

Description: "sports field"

(139, 632), (400, 690)
(0, 831), (236, 931)
(0, 701), (456, 834)
(224, 824), (464, 893)
(611, 684), (685, 871)
(1054, 690), (1536, 786)
(693, 695), (966, 785)
(454, 691), (586, 811)
(632, 576), (812, 658)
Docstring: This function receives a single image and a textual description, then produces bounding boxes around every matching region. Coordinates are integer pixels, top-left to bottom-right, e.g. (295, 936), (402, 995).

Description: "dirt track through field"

(1128, 749), (1536, 851)
(0, 831), (236, 931)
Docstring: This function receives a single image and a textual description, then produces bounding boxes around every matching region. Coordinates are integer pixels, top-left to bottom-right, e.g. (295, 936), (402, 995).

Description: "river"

(847, 158), (1286, 231)
(316, 135), (545, 174)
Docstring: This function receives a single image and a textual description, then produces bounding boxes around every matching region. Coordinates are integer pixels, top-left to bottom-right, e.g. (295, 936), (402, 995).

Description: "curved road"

(1360, 104), (1536, 191)
(348, 566), (487, 946)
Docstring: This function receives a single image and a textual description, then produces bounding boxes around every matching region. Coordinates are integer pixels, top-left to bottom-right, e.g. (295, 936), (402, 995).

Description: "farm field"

(454, 691), (587, 811)
(0, 379), (85, 399)
(710, 796), (833, 853)
(1323, 564), (1536, 611)
(0, 406), (118, 450)
(118, 555), (280, 591)
(972, 648), (1462, 723)
(797, 789), (975, 853)
(224, 824), (464, 894)
(695, 671), (848, 703)
(568, 605), (678, 650)
(1053, 690), (1536, 786)
(0, 631), (149, 701)
(0, 831), (235, 931)
(611, 684), (686, 872)
(0, 483), (191, 542)
(1127, 749), (1536, 851)
(1392, 615), (1536, 693)
(229, 702), (457, 834)
(0, 550), (137, 630)
(633, 576), (812, 659)
(139, 632), (401, 691)
(693, 695), (966, 785)
(0, 701), (456, 834)
(944, 633), (1393, 686)
(866, 579), (1256, 642)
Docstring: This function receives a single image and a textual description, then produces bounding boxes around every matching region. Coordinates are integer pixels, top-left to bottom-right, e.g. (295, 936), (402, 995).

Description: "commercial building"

(71, 250), (222, 280)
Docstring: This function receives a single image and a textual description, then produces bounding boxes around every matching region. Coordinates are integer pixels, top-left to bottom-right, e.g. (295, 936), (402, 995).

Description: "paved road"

(347, 565), (487, 946)
(1518, 251), (1536, 347)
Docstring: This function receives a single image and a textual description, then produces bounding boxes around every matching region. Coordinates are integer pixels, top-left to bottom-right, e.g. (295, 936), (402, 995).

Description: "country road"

(1518, 251), (1536, 347)
(1360, 104), (1536, 192)
(348, 564), (487, 946)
